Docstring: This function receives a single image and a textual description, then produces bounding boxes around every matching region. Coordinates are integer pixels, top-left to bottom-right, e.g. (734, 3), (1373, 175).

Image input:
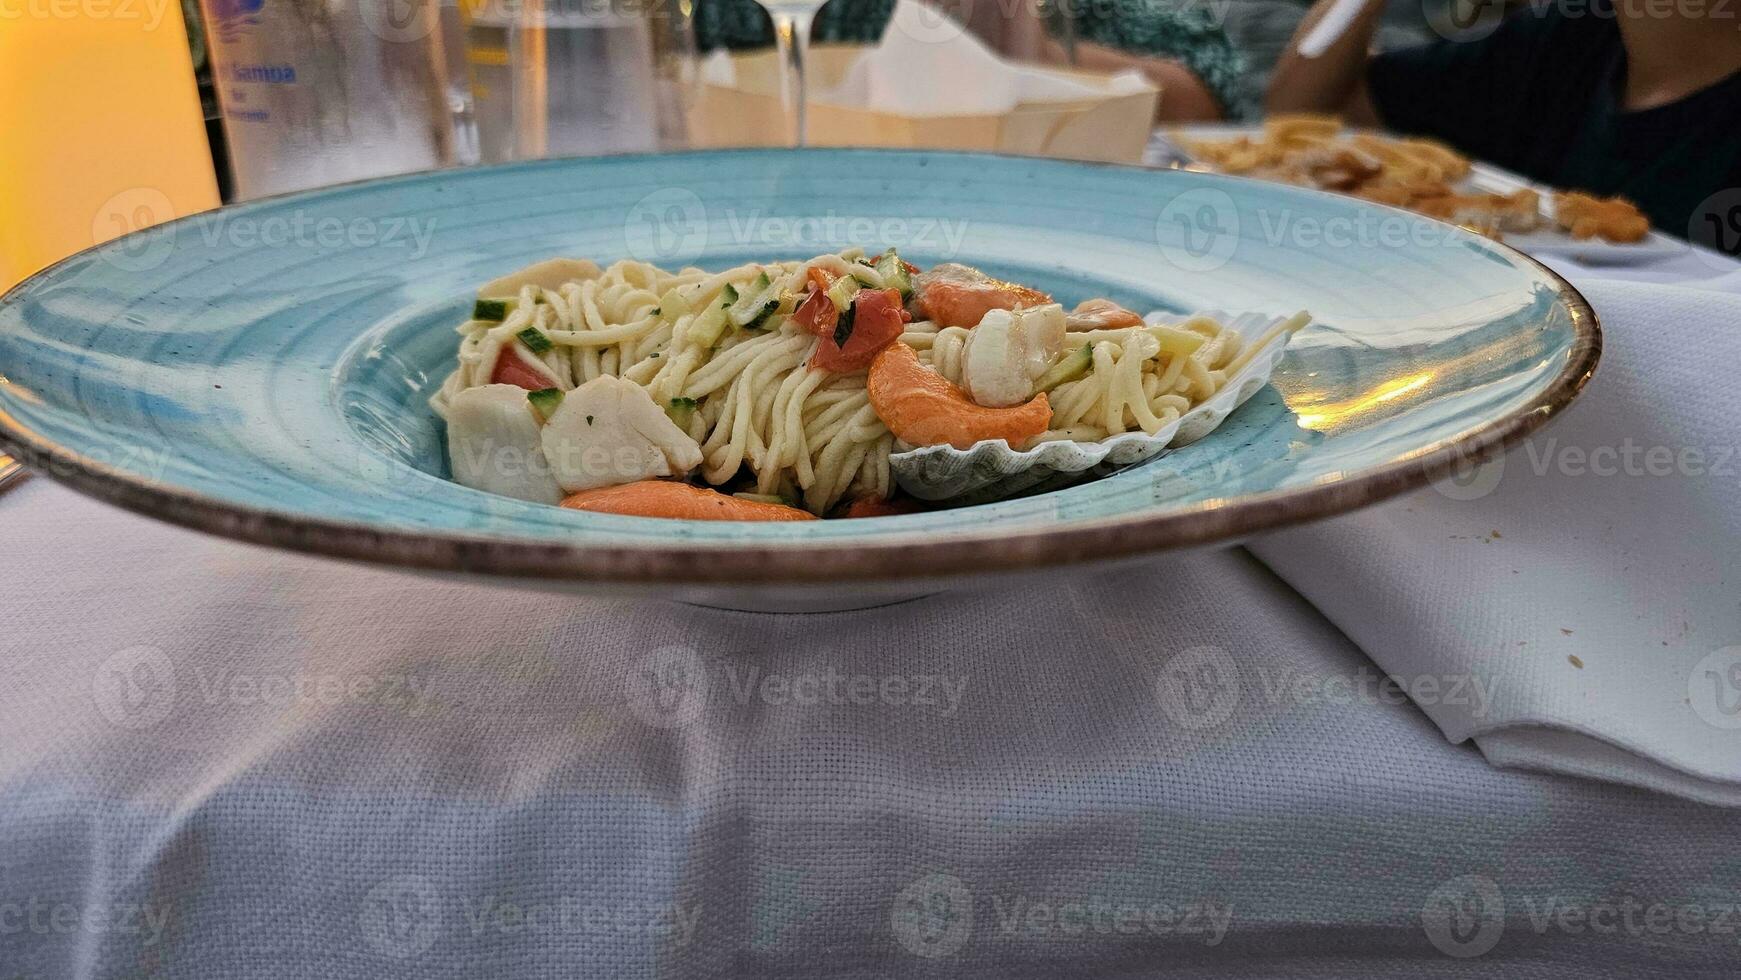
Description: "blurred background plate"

(0, 149), (1598, 609)
(1158, 124), (1688, 266)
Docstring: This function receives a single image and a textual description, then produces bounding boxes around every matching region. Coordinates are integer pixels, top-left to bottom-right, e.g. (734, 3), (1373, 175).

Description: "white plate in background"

(1150, 125), (1689, 266)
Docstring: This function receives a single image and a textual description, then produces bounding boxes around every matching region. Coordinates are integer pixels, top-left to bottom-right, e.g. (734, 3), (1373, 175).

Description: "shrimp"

(1064, 299), (1145, 331)
(867, 342), (1051, 450)
(913, 263), (1053, 328)
(559, 481), (817, 521)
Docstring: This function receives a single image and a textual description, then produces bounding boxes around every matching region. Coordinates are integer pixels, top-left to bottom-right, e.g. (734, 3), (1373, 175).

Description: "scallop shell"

(888, 310), (1298, 505)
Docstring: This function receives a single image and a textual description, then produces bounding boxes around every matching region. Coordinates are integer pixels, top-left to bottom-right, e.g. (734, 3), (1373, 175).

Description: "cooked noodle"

(433, 250), (900, 514)
(433, 250), (1300, 514)
(906, 311), (1306, 444)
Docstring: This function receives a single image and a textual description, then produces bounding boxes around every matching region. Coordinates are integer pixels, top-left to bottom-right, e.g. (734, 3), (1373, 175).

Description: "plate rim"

(0, 149), (1602, 586)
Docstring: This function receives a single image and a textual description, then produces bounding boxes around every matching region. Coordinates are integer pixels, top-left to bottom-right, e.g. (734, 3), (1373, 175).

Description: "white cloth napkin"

(7, 482), (1739, 976)
(819, 0), (1150, 115)
(698, 1), (1150, 115)
(1250, 271), (1741, 805)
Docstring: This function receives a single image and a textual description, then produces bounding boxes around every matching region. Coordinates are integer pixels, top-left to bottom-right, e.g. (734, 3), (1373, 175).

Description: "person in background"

(692, 0), (1244, 121)
(1212, 0), (1435, 116)
(1031, 0), (1248, 120)
(1265, 0), (1741, 252)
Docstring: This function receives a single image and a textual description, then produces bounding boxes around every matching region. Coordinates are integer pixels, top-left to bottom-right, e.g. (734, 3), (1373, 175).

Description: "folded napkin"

(695, 0), (1152, 115)
(822, 0), (1149, 115)
(1250, 272), (1741, 805)
(699, 0), (1149, 114)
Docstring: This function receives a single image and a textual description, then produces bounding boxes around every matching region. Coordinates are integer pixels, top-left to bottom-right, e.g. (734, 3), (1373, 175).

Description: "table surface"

(3, 249), (1740, 979)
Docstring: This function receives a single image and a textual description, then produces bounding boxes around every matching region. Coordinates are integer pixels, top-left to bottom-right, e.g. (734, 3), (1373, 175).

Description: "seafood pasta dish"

(431, 249), (1308, 521)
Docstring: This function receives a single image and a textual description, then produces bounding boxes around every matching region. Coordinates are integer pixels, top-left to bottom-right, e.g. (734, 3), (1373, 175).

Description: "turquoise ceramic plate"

(0, 150), (1597, 599)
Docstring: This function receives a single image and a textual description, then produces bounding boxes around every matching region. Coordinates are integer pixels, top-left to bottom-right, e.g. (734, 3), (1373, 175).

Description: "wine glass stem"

(772, 9), (817, 146)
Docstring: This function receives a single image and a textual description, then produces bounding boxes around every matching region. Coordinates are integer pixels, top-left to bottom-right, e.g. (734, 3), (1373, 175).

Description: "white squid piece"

(540, 375), (703, 493)
(961, 303), (1067, 408)
(445, 384), (566, 504)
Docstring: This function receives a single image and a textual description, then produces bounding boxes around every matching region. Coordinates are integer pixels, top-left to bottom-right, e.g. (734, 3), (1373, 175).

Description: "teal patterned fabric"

(1045, 0), (1249, 116)
(693, 0), (1248, 117)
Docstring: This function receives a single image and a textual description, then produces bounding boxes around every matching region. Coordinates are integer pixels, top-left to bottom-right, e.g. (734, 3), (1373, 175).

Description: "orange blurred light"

(0, 2), (220, 290)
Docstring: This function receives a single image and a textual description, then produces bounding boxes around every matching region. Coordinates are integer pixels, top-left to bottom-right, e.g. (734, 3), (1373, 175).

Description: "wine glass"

(757, 0), (827, 145)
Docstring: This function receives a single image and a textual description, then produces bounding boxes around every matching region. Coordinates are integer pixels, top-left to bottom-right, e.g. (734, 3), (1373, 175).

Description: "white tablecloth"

(1255, 268), (1741, 805)
(2, 256), (1739, 978)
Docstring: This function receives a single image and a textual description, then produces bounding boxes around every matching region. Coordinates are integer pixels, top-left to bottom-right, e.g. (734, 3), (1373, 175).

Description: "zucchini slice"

(657, 287), (692, 323)
(516, 326), (554, 355)
(688, 293), (735, 348)
(825, 274), (862, 313)
(526, 387), (564, 421)
(727, 271), (780, 329)
(873, 248), (913, 301)
(666, 396), (698, 429)
(1147, 325), (1207, 357)
(1035, 344), (1093, 392)
(473, 296), (519, 322)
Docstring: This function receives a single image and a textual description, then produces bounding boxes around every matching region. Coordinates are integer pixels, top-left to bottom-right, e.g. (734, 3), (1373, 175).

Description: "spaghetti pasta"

(433, 250), (1305, 518)
(434, 250), (899, 515)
